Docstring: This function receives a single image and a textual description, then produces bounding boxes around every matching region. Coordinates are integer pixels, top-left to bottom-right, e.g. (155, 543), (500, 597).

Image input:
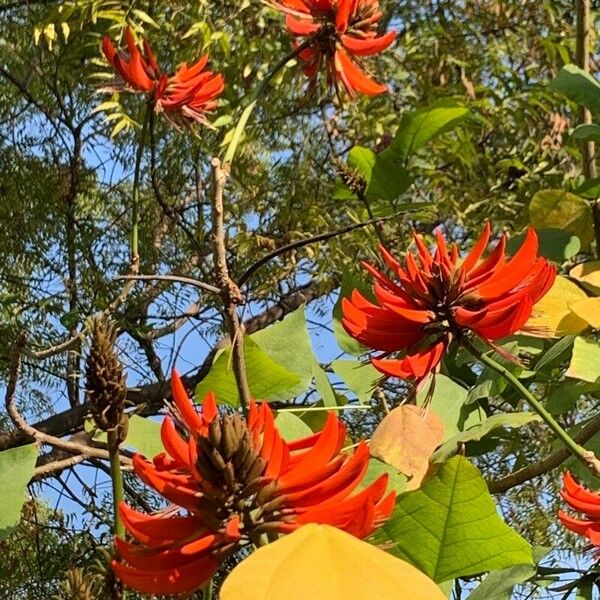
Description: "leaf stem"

(107, 429), (125, 538)
(464, 339), (586, 463)
(131, 105), (151, 271)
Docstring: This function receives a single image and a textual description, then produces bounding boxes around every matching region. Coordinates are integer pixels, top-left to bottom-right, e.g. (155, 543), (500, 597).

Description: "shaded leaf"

(506, 228), (580, 262)
(466, 564), (536, 600)
(529, 189), (594, 248)
(377, 456), (533, 582)
(361, 457), (407, 494)
(549, 65), (600, 117)
(331, 359), (380, 403)
(390, 99), (470, 158)
(433, 413), (541, 463)
(220, 524), (446, 600)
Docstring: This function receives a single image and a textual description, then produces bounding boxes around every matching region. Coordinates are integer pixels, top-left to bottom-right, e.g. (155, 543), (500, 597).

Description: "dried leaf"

(370, 405), (444, 490)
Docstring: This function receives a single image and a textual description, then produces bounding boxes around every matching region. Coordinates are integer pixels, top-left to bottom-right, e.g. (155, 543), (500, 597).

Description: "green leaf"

(124, 416), (163, 458)
(196, 306), (317, 407)
(0, 444), (38, 539)
(390, 99), (470, 159)
(432, 413), (541, 463)
(549, 65), (600, 117)
(529, 189), (594, 248)
(311, 361), (337, 407)
(346, 146), (412, 202)
(417, 375), (484, 441)
(252, 306), (314, 396)
(466, 564), (536, 600)
(195, 337), (302, 407)
(546, 380), (599, 415)
(574, 177), (600, 199)
(566, 336), (600, 383)
(573, 123), (600, 143)
(535, 335), (575, 371)
(361, 458), (407, 494)
(378, 456), (533, 582)
(506, 228), (580, 262)
(331, 359), (380, 404)
(274, 412), (313, 441)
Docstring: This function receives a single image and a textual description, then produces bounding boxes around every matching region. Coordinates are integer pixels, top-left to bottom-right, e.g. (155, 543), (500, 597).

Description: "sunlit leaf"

(0, 444), (38, 539)
(331, 359), (380, 404)
(274, 412), (313, 441)
(526, 276), (590, 337)
(570, 261), (600, 295)
(566, 337), (600, 383)
(370, 405), (445, 490)
(529, 189), (594, 248)
(376, 456), (533, 582)
(220, 524), (447, 600)
(124, 416), (163, 457)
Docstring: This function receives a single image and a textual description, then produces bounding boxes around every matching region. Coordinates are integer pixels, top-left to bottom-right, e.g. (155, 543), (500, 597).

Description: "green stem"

(465, 340), (586, 463)
(107, 429), (125, 538)
(223, 38), (313, 164)
(131, 105), (151, 269)
(203, 577), (214, 600)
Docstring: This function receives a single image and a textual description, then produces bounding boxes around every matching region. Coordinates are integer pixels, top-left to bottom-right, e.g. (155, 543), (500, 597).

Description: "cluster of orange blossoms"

(342, 224), (556, 383)
(559, 472), (600, 546)
(102, 0), (396, 124)
(112, 372), (395, 595)
(273, 0), (396, 96)
(102, 26), (224, 126)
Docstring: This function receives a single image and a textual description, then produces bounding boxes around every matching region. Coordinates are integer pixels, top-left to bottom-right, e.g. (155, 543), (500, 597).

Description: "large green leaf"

(566, 336), (600, 383)
(195, 337), (302, 407)
(433, 412), (541, 463)
(196, 306), (315, 407)
(573, 123), (600, 143)
(529, 189), (594, 248)
(466, 564), (536, 600)
(549, 65), (600, 117)
(389, 99), (470, 159)
(124, 416), (163, 458)
(378, 456), (533, 582)
(0, 444), (38, 539)
(331, 359), (380, 404)
(346, 146), (412, 202)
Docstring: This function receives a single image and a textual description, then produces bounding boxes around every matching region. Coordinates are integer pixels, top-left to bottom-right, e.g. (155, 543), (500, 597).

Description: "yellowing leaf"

(570, 297), (600, 329)
(220, 524), (446, 600)
(526, 276), (589, 336)
(369, 405), (444, 490)
(570, 261), (600, 295)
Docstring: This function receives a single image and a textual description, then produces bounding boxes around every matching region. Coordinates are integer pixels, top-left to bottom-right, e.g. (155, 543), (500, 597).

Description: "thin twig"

(211, 158), (252, 410)
(5, 336), (131, 466)
(114, 273), (221, 294)
(238, 210), (414, 286)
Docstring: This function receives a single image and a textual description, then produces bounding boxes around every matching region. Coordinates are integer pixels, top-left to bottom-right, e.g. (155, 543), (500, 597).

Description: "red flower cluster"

(274, 0), (396, 96)
(112, 371), (395, 595)
(558, 472), (600, 546)
(342, 224), (555, 382)
(102, 27), (224, 125)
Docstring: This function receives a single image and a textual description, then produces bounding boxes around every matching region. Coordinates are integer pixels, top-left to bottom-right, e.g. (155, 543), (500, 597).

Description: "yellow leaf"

(570, 297), (600, 330)
(369, 405), (444, 490)
(570, 261), (600, 296)
(220, 524), (446, 600)
(526, 275), (589, 337)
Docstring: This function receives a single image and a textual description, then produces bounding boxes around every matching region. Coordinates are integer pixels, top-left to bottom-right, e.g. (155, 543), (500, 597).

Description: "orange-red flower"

(341, 224), (555, 382)
(112, 370), (395, 595)
(273, 0), (396, 97)
(102, 26), (224, 126)
(558, 471), (600, 546)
